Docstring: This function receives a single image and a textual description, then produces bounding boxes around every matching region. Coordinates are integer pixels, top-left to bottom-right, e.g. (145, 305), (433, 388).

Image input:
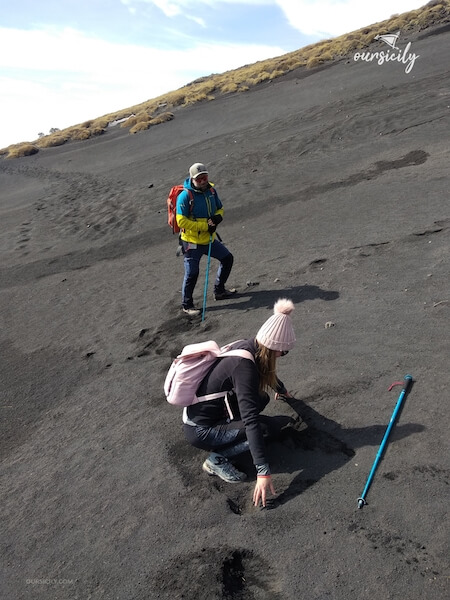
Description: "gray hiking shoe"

(202, 453), (247, 483)
(182, 307), (201, 316)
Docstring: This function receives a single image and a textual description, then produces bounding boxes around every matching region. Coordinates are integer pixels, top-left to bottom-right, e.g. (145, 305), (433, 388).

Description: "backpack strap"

(183, 188), (194, 216)
(183, 391), (235, 424)
(177, 188), (194, 236)
(219, 349), (254, 361)
(195, 349), (255, 403)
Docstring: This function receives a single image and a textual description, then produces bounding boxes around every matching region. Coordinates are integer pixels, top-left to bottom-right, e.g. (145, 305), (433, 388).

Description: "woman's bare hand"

(253, 476), (276, 507)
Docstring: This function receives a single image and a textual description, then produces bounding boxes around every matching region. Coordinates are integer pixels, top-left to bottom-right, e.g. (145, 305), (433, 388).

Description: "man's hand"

(253, 476), (276, 508)
(210, 214), (223, 225)
(208, 224), (216, 234)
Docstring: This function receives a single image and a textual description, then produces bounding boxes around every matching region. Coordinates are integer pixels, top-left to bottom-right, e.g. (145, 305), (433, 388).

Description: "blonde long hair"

(255, 341), (278, 392)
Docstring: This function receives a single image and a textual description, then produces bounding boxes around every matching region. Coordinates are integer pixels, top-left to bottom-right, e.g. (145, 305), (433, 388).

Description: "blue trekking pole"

(357, 374), (413, 509)
(201, 236), (213, 322)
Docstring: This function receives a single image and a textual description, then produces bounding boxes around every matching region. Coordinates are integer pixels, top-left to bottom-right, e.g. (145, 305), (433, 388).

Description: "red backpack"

(167, 186), (194, 234)
(167, 183), (216, 234)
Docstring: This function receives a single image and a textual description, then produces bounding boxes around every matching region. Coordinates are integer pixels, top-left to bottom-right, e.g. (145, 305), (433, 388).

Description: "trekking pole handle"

(402, 374), (413, 394)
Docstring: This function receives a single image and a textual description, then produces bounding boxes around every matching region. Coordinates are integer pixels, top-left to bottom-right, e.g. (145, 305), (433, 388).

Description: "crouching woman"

(183, 298), (296, 507)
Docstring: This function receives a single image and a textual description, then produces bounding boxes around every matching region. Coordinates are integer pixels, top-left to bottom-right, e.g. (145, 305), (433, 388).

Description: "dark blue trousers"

(181, 239), (233, 309)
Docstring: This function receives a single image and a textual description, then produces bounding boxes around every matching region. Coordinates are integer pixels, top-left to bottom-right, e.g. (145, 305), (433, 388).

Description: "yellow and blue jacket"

(176, 178), (224, 245)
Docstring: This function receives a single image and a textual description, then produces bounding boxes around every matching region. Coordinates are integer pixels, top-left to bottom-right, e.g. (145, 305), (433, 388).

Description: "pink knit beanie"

(256, 298), (296, 351)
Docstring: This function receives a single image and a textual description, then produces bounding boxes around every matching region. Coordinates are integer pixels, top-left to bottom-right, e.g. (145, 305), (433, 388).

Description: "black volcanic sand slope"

(0, 27), (449, 600)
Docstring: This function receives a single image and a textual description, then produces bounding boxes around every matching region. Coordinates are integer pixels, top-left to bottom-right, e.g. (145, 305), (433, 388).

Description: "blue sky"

(0, 0), (426, 148)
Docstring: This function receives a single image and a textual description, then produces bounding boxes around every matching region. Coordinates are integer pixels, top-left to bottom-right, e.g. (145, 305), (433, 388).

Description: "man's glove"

(208, 224), (216, 234)
(210, 214), (223, 225)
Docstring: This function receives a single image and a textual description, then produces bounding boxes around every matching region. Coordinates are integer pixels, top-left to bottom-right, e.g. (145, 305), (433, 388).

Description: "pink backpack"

(164, 340), (254, 407)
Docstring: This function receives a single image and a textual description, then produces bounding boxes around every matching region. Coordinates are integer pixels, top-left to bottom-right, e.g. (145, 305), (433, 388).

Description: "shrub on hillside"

(167, 91), (186, 106)
(184, 92), (215, 105)
(128, 112), (174, 133)
(269, 69), (286, 79)
(306, 56), (323, 69)
(121, 115), (138, 128)
(89, 126), (105, 137)
(221, 82), (238, 93)
(94, 118), (109, 129)
(319, 51), (333, 62)
(7, 144), (39, 158)
(69, 128), (92, 141)
(388, 17), (408, 30)
(417, 9), (436, 25)
(129, 121), (151, 134)
(36, 135), (67, 148)
(149, 112), (174, 125)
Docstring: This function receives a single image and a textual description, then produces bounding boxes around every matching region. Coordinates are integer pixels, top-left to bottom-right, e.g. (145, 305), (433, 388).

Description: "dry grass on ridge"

(2, 0), (449, 159)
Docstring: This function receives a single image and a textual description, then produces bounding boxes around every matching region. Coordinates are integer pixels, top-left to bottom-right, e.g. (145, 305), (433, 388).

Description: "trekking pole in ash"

(201, 236), (213, 322)
(357, 374), (413, 509)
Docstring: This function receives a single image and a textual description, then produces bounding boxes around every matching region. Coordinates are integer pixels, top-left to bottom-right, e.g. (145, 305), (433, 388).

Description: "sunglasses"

(280, 350), (289, 357)
(194, 175), (208, 183)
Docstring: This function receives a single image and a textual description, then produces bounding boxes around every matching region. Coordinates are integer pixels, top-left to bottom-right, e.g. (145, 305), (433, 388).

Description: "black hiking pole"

(201, 236), (213, 322)
(357, 374), (413, 509)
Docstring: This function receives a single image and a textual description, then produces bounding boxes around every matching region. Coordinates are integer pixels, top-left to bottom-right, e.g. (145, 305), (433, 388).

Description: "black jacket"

(187, 339), (286, 466)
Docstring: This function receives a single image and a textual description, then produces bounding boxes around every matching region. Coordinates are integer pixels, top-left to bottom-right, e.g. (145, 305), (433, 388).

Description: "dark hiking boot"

(214, 288), (237, 301)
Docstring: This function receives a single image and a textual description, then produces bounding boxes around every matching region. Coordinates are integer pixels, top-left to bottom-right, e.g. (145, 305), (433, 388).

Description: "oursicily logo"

(353, 31), (419, 74)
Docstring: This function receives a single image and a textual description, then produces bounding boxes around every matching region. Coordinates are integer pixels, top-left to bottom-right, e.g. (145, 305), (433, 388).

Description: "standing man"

(177, 163), (236, 316)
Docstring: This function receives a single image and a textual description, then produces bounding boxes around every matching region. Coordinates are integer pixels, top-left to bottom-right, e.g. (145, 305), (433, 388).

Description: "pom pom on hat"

(256, 298), (296, 351)
(273, 298), (294, 316)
